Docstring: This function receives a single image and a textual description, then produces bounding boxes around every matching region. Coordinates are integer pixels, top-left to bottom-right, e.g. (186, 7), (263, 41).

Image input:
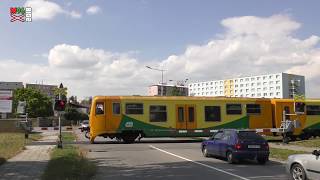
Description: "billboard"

(0, 90), (13, 113)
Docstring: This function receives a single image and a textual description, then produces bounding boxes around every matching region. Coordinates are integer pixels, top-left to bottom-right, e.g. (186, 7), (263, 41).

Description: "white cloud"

(69, 11), (82, 19)
(1, 14), (320, 98)
(24, 0), (82, 20)
(25, 0), (64, 20)
(86, 6), (101, 15)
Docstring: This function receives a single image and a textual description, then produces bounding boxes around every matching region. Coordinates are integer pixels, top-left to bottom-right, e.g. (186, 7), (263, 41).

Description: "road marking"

(247, 175), (281, 179)
(149, 145), (250, 180)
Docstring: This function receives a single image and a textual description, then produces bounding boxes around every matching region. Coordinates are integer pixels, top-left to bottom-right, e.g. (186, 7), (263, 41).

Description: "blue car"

(201, 129), (269, 164)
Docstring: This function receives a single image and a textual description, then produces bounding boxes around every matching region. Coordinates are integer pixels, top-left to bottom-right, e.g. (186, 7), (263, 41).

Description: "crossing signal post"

(55, 83), (67, 149)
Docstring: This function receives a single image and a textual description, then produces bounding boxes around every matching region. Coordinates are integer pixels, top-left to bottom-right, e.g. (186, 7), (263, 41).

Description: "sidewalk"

(0, 131), (58, 180)
(269, 142), (316, 152)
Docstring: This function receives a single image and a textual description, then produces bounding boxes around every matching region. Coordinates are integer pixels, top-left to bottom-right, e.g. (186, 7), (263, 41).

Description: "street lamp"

(146, 66), (166, 96)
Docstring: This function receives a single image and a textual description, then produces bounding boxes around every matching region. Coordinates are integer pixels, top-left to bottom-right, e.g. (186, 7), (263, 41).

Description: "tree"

(64, 106), (89, 121)
(13, 88), (54, 118)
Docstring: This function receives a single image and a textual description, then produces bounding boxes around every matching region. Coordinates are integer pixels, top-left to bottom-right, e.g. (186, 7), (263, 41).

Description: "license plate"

(248, 145), (260, 149)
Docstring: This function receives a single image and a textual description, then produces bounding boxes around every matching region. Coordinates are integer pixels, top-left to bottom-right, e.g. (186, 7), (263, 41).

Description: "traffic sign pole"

(57, 83), (63, 149)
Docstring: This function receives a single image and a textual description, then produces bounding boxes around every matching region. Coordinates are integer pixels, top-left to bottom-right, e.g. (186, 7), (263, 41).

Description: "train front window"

(96, 102), (104, 115)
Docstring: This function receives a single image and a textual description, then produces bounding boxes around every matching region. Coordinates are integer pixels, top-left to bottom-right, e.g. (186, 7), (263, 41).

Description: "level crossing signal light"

(54, 100), (66, 111)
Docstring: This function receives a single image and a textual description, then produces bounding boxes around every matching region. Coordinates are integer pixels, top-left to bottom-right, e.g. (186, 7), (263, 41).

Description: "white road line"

(149, 145), (250, 180)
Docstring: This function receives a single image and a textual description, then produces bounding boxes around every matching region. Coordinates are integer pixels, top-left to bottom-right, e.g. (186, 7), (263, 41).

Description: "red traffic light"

(54, 100), (66, 111)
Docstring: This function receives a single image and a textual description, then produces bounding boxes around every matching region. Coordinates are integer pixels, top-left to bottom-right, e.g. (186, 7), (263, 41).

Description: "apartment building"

(188, 73), (305, 98)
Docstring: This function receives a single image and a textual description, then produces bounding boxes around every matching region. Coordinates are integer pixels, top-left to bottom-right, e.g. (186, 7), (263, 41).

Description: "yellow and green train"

(89, 96), (320, 143)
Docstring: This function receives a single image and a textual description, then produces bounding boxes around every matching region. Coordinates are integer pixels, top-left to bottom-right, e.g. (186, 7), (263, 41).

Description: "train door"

(105, 97), (122, 133)
(93, 99), (106, 132)
(175, 105), (197, 131)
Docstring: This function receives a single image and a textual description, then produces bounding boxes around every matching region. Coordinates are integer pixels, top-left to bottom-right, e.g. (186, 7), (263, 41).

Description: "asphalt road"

(75, 129), (288, 180)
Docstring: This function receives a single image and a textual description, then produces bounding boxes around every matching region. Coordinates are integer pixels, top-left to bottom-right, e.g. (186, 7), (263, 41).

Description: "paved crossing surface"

(75, 130), (288, 180)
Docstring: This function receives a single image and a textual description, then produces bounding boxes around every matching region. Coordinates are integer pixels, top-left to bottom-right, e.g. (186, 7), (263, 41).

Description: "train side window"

(95, 102), (104, 115)
(113, 103), (121, 115)
(178, 107), (184, 122)
(188, 107), (195, 122)
(246, 104), (261, 114)
(150, 105), (167, 122)
(205, 106), (221, 122)
(306, 105), (320, 115)
(226, 104), (242, 115)
(125, 103), (143, 114)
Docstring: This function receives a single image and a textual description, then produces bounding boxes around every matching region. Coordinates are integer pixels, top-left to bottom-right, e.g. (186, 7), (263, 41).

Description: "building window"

(257, 77), (260, 80)
(240, 79), (243, 82)
(276, 75), (280, 78)
(306, 105), (320, 115)
(226, 104), (242, 115)
(269, 75), (273, 79)
(150, 105), (167, 122)
(125, 103), (143, 114)
(276, 92), (280, 96)
(246, 104), (261, 114)
(270, 92), (273, 96)
(205, 106), (221, 121)
(276, 81), (280, 84)
(257, 82), (261, 86)
(276, 86), (280, 90)
(251, 78), (255, 81)
(95, 102), (104, 115)
(113, 103), (121, 115)
(245, 78), (249, 81)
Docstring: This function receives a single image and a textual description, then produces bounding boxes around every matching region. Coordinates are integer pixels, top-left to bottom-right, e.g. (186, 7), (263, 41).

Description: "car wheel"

(257, 157), (268, 165)
(202, 146), (210, 157)
(291, 163), (307, 180)
(226, 151), (236, 164)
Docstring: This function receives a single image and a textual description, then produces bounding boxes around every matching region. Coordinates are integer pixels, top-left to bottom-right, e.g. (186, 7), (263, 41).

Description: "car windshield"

(237, 131), (264, 141)
(83, 121), (89, 124)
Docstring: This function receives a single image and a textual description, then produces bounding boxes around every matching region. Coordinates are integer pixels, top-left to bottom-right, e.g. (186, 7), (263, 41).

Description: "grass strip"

(42, 132), (96, 180)
(269, 148), (308, 161)
(289, 137), (320, 148)
(0, 132), (42, 166)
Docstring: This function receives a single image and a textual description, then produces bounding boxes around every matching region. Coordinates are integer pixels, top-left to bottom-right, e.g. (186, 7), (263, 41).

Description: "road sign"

(17, 101), (26, 114)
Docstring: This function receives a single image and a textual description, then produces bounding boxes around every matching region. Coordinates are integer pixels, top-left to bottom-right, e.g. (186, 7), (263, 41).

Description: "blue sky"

(1, 0), (320, 98)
